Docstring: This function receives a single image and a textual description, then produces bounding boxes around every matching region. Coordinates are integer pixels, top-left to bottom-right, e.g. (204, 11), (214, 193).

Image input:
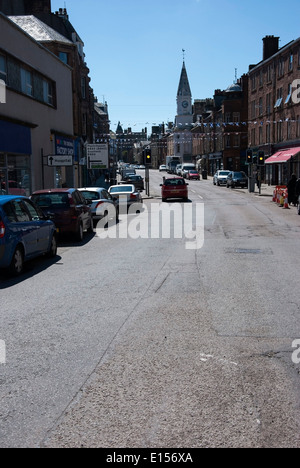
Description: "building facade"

(0, 13), (73, 194)
(248, 35), (300, 185)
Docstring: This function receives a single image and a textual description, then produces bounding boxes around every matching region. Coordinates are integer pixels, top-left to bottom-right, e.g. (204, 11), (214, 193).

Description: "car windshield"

(219, 171), (230, 175)
(189, 171), (198, 174)
(31, 193), (69, 208)
(110, 186), (132, 193)
(164, 179), (185, 186)
(183, 166), (194, 171)
(80, 191), (100, 201)
(233, 172), (246, 178)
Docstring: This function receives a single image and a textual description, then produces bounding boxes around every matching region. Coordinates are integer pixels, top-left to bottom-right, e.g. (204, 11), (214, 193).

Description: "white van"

(181, 163), (196, 178)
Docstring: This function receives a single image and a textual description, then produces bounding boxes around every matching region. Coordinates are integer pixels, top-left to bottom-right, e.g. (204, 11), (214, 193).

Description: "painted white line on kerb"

(0, 340), (6, 364)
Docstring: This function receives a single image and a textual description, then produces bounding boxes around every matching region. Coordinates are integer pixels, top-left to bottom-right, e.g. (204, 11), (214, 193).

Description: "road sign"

(87, 144), (109, 169)
(48, 155), (73, 166)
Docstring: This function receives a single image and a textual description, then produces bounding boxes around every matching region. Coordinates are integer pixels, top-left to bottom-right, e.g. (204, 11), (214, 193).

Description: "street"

(1, 170), (300, 448)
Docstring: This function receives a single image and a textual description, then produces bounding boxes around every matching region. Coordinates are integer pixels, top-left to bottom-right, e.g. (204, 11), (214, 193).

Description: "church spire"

(177, 61), (192, 98)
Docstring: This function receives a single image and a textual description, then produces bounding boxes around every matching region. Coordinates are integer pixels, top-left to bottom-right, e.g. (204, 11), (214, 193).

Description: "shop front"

(265, 147), (300, 185)
(0, 120), (32, 196)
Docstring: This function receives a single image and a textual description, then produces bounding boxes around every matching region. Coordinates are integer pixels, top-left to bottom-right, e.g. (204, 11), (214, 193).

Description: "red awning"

(265, 147), (300, 164)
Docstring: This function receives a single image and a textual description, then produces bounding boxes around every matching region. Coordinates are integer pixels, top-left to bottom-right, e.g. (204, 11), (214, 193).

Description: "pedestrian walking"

(287, 174), (297, 206)
(296, 176), (300, 205)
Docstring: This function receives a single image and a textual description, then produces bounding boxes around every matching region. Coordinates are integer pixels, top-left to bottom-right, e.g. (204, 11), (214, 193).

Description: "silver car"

(213, 170), (230, 186)
(108, 184), (143, 212)
(78, 187), (118, 227)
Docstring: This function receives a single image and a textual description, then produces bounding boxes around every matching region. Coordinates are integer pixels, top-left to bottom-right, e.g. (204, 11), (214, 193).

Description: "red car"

(31, 188), (92, 241)
(160, 177), (189, 202)
(187, 170), (200, 180)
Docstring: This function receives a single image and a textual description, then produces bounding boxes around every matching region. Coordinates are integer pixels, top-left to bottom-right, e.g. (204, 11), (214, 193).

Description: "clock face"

(182, 101), (189, 109)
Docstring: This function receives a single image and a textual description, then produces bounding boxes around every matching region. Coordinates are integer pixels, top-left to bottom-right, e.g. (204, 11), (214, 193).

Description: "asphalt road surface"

(1, 170), (300, 448)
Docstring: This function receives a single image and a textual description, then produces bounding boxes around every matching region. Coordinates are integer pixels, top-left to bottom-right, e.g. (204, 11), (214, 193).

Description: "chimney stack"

(263, 35), (280, 61)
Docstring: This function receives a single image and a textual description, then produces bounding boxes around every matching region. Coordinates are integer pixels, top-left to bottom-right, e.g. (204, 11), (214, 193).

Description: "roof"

(177, 62), (192, 97)
(0, 195), (26, 204)
(226, 83), (242, 93)
(9, 15), (73, 44)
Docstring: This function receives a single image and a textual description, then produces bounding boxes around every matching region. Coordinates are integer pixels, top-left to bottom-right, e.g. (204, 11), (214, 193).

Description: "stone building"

(248, 35), (300, 185)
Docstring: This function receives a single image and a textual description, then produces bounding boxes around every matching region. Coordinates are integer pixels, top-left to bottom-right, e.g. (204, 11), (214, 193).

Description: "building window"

(266, 123), (271, 143)
(259, 126), (263, 145)
(297, 116), (300, 138)
(267, 64), (272, 82)
(0, 55), (7, 83)
(225, 135), (231, 148)
(233, 134), (240, 147)
(43, 80), (54, 106)
(274, 88), (283, 108)
(259, 70), (263, 87)
(266, 93), (271, 114)
(21, 68), (33, 96)
(251, 75), (256, 91)
(251, 100), (256, 119)
(233, 112), (240, 123)
(259, 97), (263, 116)
(225, 112), (231, 123)
(285, 83), (292, 105)
(251, 128), (256, 146)
(59, 52), (68, 64)
(287, 120), (292, 140)
(288, 53), (293, 71)
(278, 57), (284, 77)
(277, 121), (283, 142)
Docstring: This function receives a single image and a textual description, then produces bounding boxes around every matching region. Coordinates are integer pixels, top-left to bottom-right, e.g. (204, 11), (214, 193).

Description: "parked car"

(31, 189), (92, 241)
(0, 195), (57, 275)
(108, 185), (143, 212)
(78, 188), (118, 227)
(226, 171), (248, 189)
(159, 165), (167, 172)
(213, 170), (231, 186)
(1, 180), (26, 196)
(120, 168), (136, 179)
(176, 164), (182, 176)
(121, 175), (144, 191)
(181, 163), (196, 178)
(187, 170), (200, 180)
(160, 177), (189, 202)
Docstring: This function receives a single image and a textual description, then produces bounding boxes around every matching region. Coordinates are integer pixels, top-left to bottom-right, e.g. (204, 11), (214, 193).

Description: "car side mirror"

(160, 184), (163, 187)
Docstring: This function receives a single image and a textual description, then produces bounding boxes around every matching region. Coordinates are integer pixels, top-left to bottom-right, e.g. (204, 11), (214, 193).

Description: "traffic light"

(246, 149), (253, 164)
(145, 149), (152, 165)
(258, 151), (265, 166)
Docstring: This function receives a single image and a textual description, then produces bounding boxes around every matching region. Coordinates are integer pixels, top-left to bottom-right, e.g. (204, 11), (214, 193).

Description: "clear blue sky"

(51, 0), (299, 134)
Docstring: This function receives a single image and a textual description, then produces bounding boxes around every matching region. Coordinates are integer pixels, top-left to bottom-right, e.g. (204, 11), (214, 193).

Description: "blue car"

(0, 196), (57, 276)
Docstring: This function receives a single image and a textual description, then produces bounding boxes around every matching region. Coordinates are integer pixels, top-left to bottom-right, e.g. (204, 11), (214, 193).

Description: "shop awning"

(265, 147), (300, 164)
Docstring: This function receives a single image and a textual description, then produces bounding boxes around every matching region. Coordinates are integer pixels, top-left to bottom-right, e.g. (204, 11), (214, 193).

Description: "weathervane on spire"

(182, 49), (186, 62)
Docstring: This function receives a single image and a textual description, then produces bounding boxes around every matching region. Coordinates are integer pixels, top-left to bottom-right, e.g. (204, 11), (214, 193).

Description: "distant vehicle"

(187, 170), (200, 180)
(181, 163), (196, 178)
(139, 165), (146, 169)
(213, 170), (230, 186)
(121, 175), (144, 191)
(226, 171), (248, 189)
(120, 168), (136, 179)
(1, 180), (26, 196)
(159, 165), (167, 172)
(176, 164), (182, 176)
(31, 189), (92, 241)
(160, 177), (189, 202)
(108, 185), (143, 211)
(78, 188), (118, 227)
(0, 195), (57, 275)
(166, 156), (181, 174)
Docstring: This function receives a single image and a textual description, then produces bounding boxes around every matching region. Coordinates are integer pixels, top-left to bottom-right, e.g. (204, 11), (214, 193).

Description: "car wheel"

(76, 223), (84, 242)
(9, 246), (24, 276)
(47, 234), (57, 258)
(162, 198), (167, 202)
